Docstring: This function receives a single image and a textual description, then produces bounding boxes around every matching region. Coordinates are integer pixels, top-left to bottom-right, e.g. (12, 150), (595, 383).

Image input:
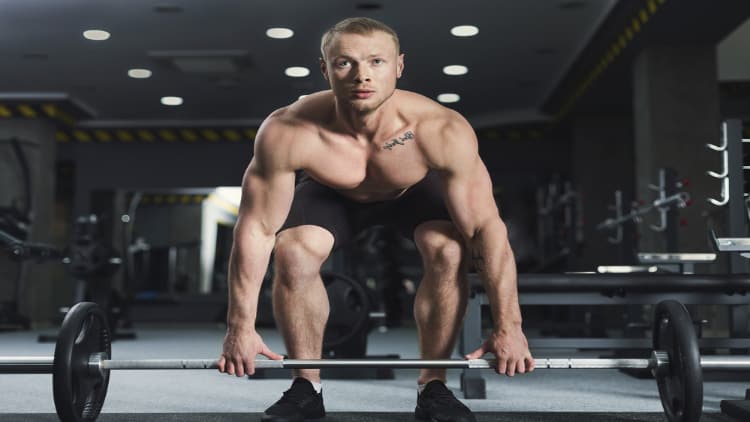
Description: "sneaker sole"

(414, 406), (432, 421)
(415, 405), (476, 422)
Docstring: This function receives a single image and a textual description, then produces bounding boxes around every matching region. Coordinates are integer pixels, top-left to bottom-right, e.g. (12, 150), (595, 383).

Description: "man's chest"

(305, 129), (431, 194)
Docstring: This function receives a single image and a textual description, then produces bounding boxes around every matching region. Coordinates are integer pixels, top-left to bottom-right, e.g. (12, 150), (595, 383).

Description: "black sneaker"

(261, 378), (326, 421)
(415, 380), (476, 422)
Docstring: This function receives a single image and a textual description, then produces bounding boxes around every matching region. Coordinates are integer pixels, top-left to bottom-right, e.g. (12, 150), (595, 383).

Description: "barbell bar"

(0, 300), (744, 422)
(4, 353), (750, 374)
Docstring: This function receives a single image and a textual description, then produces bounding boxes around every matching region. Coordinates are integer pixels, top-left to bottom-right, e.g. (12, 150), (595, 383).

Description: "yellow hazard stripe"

(94, 130), (113, 142)
(180, 129), (199, 142)
(554, 0), (669, 122)
(202, 129), (221, 142)
(73, 130), (92, 143)
(223, 129), (241, 142)
(55, 131), (71, 143)
(115, 130), (135, 142)
(55, 127), (260, 143)
(17, 104), (37, 118)
(137, 130), (156, 142)
(0, 105), (13, 118)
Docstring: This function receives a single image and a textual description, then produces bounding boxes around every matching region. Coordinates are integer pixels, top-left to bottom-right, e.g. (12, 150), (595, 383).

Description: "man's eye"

(373, 59), (383, 65)
(337, 61), (350, 67)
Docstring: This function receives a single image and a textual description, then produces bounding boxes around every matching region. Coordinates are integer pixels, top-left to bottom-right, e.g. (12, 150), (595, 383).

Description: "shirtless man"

(218, 17), (534, 422)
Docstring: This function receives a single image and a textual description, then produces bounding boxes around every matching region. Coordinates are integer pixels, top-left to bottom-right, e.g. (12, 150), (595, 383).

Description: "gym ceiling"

(0, 0), (749, 130)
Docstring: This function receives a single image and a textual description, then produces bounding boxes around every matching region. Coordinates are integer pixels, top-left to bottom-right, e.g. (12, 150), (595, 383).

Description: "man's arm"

(226, 154), (295, 327)
(426, 113), (532, 375)
(220, 117), (298, 375)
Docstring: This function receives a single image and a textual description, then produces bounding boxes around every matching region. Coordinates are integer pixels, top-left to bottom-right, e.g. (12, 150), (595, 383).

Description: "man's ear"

(319, 57), (329, 81)
(396, 53), (405, 79)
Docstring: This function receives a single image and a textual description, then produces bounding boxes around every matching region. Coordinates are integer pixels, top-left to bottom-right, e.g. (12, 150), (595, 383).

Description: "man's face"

(321, 30), (404, 113)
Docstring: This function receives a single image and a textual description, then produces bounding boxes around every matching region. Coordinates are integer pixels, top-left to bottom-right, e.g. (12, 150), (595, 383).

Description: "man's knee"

(274, 226), (334, 283)
(414, 221), (464, 271)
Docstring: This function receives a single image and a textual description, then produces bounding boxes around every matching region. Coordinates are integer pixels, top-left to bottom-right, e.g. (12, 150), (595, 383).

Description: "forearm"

(469, 218), (522, 332)
(226, 231), (276, 328)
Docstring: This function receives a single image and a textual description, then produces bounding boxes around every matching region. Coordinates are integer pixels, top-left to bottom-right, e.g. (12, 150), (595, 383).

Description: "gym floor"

(0, 323), (746, 421)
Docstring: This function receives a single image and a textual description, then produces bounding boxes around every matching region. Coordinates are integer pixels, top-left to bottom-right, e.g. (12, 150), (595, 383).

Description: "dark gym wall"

(58, 142), (254, 216)
(478, 131), (572, 268)
(0, 120), (64, 325)
(571, 114), (635, 270)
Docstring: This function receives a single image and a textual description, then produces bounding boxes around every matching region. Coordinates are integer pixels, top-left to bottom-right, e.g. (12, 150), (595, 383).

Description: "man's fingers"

(244, 357), (255, 376)
(217, 356), (226, 373)
(506, 359), (516, 377)
(261, 344), (284, 361)
(516, 359), (526, 375)
(465, 345), (486, 360)
(233, 359), (245, 377)
(497, 357), (508, 376)
(526, 355), (536, 372)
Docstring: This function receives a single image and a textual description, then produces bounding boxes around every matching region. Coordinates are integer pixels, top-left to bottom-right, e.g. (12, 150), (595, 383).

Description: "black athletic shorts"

(278, 171), (452, 249)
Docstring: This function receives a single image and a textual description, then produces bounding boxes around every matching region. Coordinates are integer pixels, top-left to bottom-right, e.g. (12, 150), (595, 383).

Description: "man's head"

(319, 17), (404, 113)
(320, 17), (400, 62)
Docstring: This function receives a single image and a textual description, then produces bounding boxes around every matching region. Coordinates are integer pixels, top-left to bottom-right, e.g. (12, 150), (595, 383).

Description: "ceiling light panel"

(161, 96), (183, 106)
(83, 29), (111, 41)
(437, 93), (460, 103)
(128, 68), (152, 79)
(450, 25), (479, 37)
(443, 65), (468, 76)
(285, 66), (310, 77)
(266, 28), (294, 39)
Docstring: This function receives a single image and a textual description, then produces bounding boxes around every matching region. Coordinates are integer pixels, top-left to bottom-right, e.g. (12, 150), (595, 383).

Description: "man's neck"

(335, 96), (395, 141)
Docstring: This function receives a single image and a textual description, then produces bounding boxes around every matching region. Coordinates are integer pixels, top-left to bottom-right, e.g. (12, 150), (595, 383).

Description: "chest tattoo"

(383, 131), (415, 150)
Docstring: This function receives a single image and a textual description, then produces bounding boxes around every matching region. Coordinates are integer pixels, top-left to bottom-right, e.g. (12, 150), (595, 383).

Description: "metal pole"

(0, 357), (54, 373)
(701, 355), (750, 370)
(3, 354), (750, 374)
(98, 357), (656, 371)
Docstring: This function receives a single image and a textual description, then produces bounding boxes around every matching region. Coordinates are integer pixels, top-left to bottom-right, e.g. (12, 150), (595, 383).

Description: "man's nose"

(353, 66), (371, 83)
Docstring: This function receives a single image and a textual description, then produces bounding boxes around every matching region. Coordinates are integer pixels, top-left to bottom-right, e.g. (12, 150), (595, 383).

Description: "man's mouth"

(352, 89), (374, 99)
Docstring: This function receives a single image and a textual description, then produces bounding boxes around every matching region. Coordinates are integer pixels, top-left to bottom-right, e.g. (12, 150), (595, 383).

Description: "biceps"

(237, 168), (296, 236)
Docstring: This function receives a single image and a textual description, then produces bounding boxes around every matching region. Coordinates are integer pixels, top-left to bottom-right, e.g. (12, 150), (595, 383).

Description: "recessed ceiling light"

(266, 27), (294, 39)
(437, 93), (460, 103)
(450, 25), (479, 37)
(161, 96), (183, 106)
(128, 68), (152, 79)
(83, 29), (111, 41)
(285, 66), (310, 77)
(443, 65), (468, 76)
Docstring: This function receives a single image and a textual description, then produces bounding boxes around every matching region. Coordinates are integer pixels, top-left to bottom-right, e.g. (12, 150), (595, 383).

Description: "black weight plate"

(322, 271), (370, 350)
(53, 302), (112, 422)
(652, 300), (703, 422)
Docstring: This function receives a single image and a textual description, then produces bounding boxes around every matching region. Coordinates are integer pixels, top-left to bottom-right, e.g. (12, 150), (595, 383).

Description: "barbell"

(0, 300), (747, 422)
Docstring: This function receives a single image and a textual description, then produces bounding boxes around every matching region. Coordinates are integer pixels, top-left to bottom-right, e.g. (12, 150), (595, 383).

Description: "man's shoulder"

(395, 90), (468, 131)
(267, 93), (331, 128)
(260, 95), (332, 141)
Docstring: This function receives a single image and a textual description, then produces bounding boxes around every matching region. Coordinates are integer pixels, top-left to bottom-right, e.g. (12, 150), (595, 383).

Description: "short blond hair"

(320, 17), (400, 60)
